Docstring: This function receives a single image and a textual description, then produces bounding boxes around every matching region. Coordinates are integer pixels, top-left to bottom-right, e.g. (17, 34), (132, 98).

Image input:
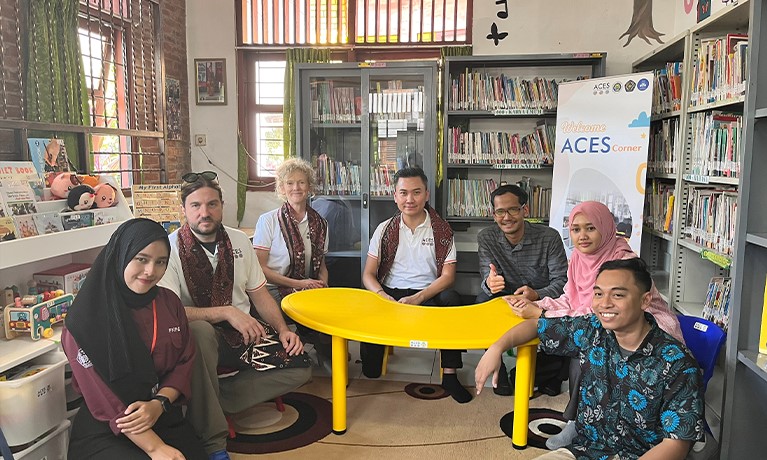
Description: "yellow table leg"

(512, 344), (536, 449)
(331, 335), (348, 434)
(529, 348), (537, 397)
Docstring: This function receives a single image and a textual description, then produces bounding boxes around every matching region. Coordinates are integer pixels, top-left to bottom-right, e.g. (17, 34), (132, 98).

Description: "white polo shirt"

(367, 212), (457, 290)
(252, 208), (330, 284)
(159, 226), (266, 314)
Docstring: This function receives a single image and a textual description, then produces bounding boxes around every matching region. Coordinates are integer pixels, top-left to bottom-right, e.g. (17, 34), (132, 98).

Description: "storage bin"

(0, 351), (66, 446)
(0, 419), (69, 460)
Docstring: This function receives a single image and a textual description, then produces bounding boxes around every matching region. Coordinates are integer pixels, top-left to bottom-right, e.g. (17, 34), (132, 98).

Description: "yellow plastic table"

(282, 287), (539, 449)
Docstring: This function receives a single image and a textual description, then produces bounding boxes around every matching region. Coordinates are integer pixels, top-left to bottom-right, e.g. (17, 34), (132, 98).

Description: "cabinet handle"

(363, 193), (368, 209)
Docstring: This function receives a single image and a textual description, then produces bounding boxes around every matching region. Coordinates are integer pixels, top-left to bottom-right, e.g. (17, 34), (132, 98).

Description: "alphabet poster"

(550, 72), (654, 256)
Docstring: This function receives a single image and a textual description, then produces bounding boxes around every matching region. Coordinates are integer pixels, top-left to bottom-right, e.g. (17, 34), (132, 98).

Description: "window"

(239, 0), (471, 46)
(242, 55), (286, 183)
(77, 0), (163, 189)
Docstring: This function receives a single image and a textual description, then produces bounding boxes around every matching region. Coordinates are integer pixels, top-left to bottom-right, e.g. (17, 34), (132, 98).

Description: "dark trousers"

(475, 289), (511, 303)
(68, 401), (206, 460)
(360, 287), (464, 378)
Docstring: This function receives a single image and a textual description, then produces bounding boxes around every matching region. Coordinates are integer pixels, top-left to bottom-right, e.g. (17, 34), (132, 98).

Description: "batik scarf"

(377, 204), (453, 283)
(277, 202), (328, 297)
(177, 222), (234, 308)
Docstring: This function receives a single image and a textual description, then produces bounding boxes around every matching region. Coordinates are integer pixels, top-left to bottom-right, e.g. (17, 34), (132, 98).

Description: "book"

(0, 181), (38, 216)
(760, 276), (767, 354)
(26, 138), (71, 176)
(61, 211), (94, 230)
(92, 209), (117, 226)
(14, 215), (39, 238)
(703, 277), (731, 331)
(0, 217), (17, 241)
(33, 212), (65, 234)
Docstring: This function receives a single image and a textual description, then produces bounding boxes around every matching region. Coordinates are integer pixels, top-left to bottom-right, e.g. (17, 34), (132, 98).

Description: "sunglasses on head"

(182, 171), (218, 183)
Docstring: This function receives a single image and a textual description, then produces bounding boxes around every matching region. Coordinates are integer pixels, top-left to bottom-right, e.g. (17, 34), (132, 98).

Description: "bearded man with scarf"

(158, 173), (311, 460)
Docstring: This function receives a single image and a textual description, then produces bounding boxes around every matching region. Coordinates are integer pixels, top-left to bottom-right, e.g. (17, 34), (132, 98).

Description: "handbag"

(217, 319), (311, 372)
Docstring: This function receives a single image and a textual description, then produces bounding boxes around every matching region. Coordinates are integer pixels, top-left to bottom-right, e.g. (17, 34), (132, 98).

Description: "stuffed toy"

(49, 172), (82, 199)
(77, 174), (100, 188)
(92, 183), (117, 208)
(66, 184), (96, 211)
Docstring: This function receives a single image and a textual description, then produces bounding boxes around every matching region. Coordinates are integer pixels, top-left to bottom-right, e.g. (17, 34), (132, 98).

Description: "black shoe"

(493, 362), (513, 396)
(539, 378), (563, 397)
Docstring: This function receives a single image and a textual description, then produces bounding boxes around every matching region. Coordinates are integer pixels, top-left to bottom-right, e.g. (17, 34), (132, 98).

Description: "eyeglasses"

(182, 171), (218, 183)
(493, 206), (524, 218)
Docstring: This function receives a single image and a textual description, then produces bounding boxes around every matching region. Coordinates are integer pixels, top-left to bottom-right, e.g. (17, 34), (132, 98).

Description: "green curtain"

(237, 133), (248, 224)
(24, 0), (90, 169)
(283, 48), (331, 158)
(437, 46), (472, 186)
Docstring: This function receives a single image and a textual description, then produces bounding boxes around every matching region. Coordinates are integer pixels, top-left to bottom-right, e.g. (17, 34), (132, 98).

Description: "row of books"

(448, 73), (560, 112)
(446, 178), (498, 218)
(369, 88), (425, 122)
(682, 185), (738, 256)
(703, 276), (731, 331)
(447, 121), (555, 166)
(651, 63), (683, 115)
(648, 118), (679, 175)
(690, 34), (748, 107)
(643, 179), (675, 234)
(0, 209), (117, 241)
(370, 165), (396, 196)
(515, 177), (552, 219)
(310, 82), (362, 123)
(314, 157), (362, 196)
(689, 111), (742, 178)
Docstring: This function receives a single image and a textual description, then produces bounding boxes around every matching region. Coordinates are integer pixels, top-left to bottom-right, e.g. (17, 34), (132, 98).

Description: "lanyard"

(150, 300), (158, 354)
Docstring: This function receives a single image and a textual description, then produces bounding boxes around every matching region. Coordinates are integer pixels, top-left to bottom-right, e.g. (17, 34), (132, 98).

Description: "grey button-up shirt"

(477, 221), (568, 299)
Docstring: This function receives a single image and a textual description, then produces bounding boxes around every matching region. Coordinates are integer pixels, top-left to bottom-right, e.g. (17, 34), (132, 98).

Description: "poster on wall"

(549, 72), (654, 256)
(166, 77), (182, 140)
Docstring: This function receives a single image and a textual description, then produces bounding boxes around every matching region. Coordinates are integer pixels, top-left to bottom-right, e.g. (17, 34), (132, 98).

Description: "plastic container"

(0, 351), (66, 446)
(0, 419), (70, 460)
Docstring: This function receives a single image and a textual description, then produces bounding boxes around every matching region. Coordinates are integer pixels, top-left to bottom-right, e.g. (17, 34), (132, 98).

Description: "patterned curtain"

(283, 48), (331, 158)
(437, 46), (472, 186)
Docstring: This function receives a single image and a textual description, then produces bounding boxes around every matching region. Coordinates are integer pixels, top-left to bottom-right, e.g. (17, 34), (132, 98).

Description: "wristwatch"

(152, 394), (172, 412)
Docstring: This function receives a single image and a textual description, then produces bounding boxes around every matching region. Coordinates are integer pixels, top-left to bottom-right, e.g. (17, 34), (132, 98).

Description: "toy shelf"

(0, 329), (61, 374)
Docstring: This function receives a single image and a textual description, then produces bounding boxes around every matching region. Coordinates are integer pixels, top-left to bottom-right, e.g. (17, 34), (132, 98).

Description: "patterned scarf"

(277, 202), (328, 297)
(376, 205), (453, 283)
(177, 222), (234, 308)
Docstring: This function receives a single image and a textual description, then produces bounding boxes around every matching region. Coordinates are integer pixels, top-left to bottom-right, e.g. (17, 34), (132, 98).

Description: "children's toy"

(66, 184), (96, 211)
(49, 172), (82, 199)
(4, 292), (73, 340)
(93, 182), (118, 208)
(77, 174), (100, 188)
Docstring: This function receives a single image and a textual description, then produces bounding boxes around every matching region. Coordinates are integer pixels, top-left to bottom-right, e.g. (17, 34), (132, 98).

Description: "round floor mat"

(404, 382), (450, 400)
(499, 408), (567, 449)
(226, 392), (332, 454)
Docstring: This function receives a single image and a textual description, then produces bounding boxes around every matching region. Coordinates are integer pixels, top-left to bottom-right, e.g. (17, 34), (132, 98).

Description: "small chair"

(677, 315), (726, 460)
(677, 315), (726, 391)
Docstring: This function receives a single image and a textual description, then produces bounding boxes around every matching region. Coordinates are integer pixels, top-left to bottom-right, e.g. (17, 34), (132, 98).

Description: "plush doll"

(49, 172), (82, 199)
(66, 185), (96, 211)
(77, 174), (100, 188)
(92, 183), (117, 208)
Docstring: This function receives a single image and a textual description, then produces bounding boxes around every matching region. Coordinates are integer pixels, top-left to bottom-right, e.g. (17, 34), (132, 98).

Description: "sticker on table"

(409, 340), (428, 348)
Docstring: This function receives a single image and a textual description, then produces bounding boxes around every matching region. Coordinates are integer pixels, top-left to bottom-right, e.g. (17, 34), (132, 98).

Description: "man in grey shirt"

(477, 184), (568, 395)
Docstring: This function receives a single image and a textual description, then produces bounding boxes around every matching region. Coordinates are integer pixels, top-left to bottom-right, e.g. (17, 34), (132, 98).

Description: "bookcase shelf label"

(683, 174), (710, 184)
(700, 249), (731, 269)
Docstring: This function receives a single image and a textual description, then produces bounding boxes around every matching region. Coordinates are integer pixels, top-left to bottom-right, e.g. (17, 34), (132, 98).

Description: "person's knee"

(435, 289), (462, 306)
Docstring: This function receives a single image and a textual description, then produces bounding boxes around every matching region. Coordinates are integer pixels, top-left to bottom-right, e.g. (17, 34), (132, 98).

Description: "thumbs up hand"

(486, 263), (506, 294)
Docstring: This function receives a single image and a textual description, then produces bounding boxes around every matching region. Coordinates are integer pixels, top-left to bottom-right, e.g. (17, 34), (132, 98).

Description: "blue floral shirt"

(537, 313), (704, 460)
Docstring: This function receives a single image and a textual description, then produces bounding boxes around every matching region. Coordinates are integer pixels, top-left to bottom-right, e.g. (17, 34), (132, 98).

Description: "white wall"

(472, 0), (676, 75)
(186, 0), (280, 229)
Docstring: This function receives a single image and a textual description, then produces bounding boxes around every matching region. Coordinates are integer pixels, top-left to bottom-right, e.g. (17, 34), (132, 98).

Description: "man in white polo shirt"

(361, 166), (471, 403)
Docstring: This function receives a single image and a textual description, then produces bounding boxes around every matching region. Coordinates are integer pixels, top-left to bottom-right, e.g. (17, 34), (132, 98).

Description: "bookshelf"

(633, 0), (753, 446)
(721, 0), (767, 457)
(294, 62), (437, 287)
(439, 54), (605, 297)
(634, 1), (750, 321)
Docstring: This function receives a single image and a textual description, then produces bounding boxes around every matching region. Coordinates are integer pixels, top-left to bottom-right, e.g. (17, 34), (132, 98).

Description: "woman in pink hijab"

(506, 200), (683, 449)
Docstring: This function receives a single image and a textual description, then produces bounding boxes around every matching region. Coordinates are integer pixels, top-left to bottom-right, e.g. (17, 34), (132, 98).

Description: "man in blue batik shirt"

(475, 258), (704, 460)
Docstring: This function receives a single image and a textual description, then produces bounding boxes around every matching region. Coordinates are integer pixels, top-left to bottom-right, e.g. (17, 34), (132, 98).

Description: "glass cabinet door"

(365, 66), (436, 244)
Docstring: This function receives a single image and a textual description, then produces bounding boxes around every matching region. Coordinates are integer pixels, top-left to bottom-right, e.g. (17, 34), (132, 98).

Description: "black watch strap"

(152, 394), (171, 412)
